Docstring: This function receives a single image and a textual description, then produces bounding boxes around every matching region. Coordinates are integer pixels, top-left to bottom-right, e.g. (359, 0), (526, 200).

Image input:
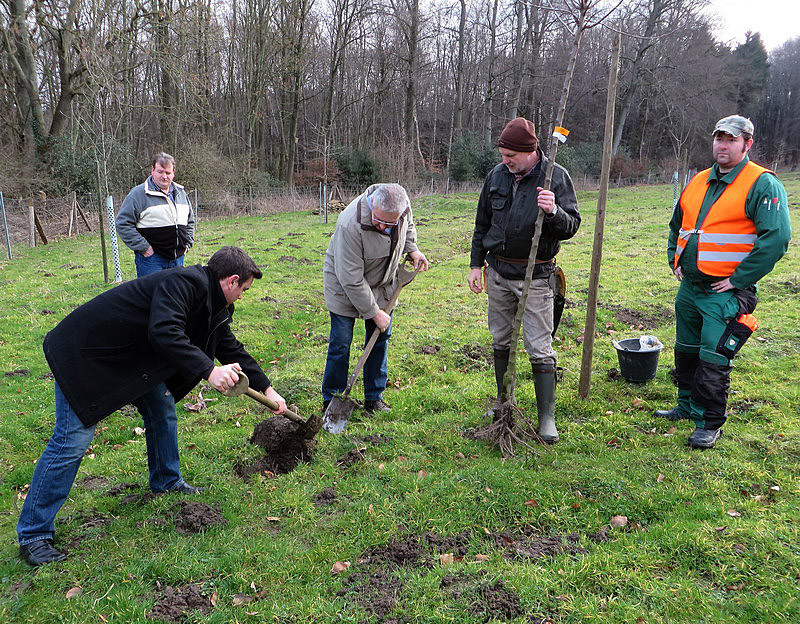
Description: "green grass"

(1, 176), (798, 623)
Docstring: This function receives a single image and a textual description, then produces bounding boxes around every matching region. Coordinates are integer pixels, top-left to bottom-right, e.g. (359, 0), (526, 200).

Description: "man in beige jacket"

(322, 183), (428, 413)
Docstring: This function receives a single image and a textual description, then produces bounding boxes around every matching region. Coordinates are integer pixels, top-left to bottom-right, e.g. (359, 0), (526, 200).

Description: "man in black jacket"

(468, 117), (580, 443)
(17, 246), (287, 566)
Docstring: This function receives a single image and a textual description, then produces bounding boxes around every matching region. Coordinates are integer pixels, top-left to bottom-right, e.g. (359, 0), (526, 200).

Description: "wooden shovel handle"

(244, 387), (305, 425)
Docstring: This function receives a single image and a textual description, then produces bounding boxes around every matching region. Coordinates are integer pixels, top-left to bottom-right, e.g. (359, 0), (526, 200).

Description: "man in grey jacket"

(116, 152), (195, 277)
(322, 183), (428, 414)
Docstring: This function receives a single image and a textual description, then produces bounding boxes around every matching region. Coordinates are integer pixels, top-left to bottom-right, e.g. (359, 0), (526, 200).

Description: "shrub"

(449, 132), (498, 181)
(335, 149), (381, 187)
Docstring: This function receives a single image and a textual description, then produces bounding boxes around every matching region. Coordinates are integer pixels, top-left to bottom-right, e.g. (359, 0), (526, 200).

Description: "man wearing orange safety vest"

(655, 115), (791, 448)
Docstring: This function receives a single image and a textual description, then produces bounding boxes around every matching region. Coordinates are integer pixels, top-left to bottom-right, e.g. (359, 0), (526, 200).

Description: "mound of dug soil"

(147, 583), (213, 622)
(235, 415), (316, 476)
(174, 501), (226, 534)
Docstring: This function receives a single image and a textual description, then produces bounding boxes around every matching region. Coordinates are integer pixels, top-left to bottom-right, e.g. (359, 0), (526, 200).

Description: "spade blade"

(322, 396), (357, 434)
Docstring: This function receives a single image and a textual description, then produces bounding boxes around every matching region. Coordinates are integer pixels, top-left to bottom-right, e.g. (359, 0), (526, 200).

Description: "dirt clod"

(337, 447), (367, 467)
(147, 583), (213, 622)
(419, 344), (441, 354)
(77, 475), (110, 490)
(313, 487), (338, 506)
(174, 501), (226, 534)
(474, 580), (523, 621)
(4, 369), (30, 377)
(359, 535), (426, 567)
(496, 530), (587, 561)
(336, 570), (403, 619)
(107, 482), (138, 496)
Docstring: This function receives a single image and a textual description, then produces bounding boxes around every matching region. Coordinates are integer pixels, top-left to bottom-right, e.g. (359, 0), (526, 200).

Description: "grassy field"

(1, 175), (798, 623)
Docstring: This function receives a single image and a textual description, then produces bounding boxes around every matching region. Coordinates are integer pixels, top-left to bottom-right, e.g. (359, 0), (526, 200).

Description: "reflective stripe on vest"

(675, 161), (771, 277)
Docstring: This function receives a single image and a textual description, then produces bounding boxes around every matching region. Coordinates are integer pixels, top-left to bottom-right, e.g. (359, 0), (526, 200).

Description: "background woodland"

(2, 0), (799, 196)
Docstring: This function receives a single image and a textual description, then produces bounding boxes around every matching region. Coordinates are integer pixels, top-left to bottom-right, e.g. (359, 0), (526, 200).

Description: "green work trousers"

(674, 279), (738, 429)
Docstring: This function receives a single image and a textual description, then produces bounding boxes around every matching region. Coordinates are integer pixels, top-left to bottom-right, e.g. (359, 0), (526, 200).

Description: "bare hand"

(536, 187), (556, 214)
(409, 250), (429, 271)
(372, 309), (391, 332)
(674, 266), (683, 281)
(264, 386), (287, 414)
(711, 277), (735, 292)
(468, 267), (483, 294)
(208, 363), (242, 392)
(143, 246), (155, 258)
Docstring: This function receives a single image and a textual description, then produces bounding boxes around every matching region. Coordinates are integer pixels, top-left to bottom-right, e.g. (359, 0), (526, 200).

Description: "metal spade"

(322, 261), (419, 434)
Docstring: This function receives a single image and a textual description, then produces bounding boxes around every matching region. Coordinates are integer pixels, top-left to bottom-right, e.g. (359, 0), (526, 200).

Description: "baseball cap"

(712, 115), (754, 137)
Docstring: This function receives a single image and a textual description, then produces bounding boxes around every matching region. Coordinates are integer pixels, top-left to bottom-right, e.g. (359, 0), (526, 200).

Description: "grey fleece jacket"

(323, 185), (419, 318)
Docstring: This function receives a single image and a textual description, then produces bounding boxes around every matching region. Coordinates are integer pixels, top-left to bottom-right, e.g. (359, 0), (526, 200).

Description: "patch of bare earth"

(496, 529), (587, 561)
(174, 501), (226, 534)
(147, 583), (213, 622)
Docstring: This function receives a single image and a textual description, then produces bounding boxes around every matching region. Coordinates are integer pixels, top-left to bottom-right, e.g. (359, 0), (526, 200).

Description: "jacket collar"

(145, 176), (185, 196)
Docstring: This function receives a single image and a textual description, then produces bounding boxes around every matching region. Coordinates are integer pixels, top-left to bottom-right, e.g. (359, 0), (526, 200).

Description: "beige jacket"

(323, 185), (419, 318)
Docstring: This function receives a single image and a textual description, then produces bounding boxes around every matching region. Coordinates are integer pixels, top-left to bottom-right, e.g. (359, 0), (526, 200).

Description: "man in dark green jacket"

(468, 117), (581, 443)
(656, 115), (791, 448)
(17, 247), (287, 566)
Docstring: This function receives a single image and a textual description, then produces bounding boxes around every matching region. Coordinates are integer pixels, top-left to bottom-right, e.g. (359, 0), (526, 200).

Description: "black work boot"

(654, 407), (689, 420)
(493, 349), (510, 402)
(688, 428), (723, 449)
(20, 540), (67, 566)
(532, 360), (558, 443)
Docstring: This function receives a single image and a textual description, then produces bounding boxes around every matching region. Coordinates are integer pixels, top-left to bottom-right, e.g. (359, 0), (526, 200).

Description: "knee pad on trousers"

(692, 361), (732, 416)
(674, 350), (700, 390)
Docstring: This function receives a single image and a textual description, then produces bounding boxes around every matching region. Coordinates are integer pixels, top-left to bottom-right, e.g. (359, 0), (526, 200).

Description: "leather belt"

(492, 254), (555, 267)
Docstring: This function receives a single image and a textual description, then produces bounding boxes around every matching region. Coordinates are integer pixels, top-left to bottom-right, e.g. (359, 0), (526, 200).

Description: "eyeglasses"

(371, 213), (401, 227)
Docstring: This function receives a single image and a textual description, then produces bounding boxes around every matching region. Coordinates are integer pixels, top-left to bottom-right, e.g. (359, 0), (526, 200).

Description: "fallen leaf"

(475, 554), (490, 561)
(666, 426), (677, 435)
(726, 583), (745, 591)
(726, 510), (741, 517)
(455, 452), (466, 459)
(417, 470), (428, 477)
(656, 473), (665, 483)
(524, 499), (538, 507)
(250, 581), (257, 591)
(572, 502), (581, 509)
(607, 438), (620, 447)
(769, 485), (780, 492)
(485, 487), (493, 493)
(331, 561), (351, 574)
(482, 527), (491, 535)
(210, 591), (219, 607)
(112, 444), (122, 450)
(439, 553), (454, 565)
(87, 453), (95, 459)
(715, 526), (728, 532)
(378, 463), (385, 470)
(99, 615), (108, 622)
(235, 420), (241, 427)
(367, 504), (374, 514)
(396, 455), (408, 462)
(632, 398), (643, 408)
(232, 594), (254, 606)
(133, 427), (145, 436)
(65, 586), (82, 599)
(266, 516), (281, 522)
(610, 515), (628, 528)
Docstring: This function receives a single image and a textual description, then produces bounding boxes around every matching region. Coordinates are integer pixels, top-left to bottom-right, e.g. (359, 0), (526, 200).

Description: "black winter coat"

(43, 264), (271, 426)
(470, 152), (581, 280)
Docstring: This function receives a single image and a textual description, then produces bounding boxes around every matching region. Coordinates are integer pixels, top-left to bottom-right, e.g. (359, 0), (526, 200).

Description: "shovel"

(322, 261), (419, 434)
(223, 371), (321, 436)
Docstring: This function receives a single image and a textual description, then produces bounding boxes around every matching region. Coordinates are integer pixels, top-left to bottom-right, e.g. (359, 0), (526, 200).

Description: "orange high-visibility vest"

(675, 161), (771, 277)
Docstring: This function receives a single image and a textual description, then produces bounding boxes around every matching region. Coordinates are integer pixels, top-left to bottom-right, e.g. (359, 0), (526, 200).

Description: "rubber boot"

(532, 360), (558, 443)
(493, 349), (510, 402)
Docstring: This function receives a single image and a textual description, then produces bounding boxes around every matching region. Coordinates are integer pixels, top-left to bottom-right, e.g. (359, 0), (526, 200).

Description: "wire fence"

(0, 171), (678, 262)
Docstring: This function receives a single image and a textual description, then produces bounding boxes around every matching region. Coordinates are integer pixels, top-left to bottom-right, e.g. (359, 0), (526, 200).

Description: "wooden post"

(28, 200), (35, 247)
(0, 192), (12, 259)
(579, 34), (622, 399)
(76, 202), (92, 231)
(68, 191), (76, 236)
(96, 161), (109, 282)
(33, 209), (48, 244)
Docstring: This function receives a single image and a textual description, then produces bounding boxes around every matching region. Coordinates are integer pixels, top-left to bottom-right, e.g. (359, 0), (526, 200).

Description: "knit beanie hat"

(497, 117), (538, 152)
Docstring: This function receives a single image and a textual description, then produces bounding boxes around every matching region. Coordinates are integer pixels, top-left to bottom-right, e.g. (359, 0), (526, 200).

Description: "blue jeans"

(17, 383), (183, 545)
(135, 252), (184, 277)
(322, 312), (392, 403)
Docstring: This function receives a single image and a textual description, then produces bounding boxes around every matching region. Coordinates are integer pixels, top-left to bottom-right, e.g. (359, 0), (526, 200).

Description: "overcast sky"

(705, 0), (797, 51)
